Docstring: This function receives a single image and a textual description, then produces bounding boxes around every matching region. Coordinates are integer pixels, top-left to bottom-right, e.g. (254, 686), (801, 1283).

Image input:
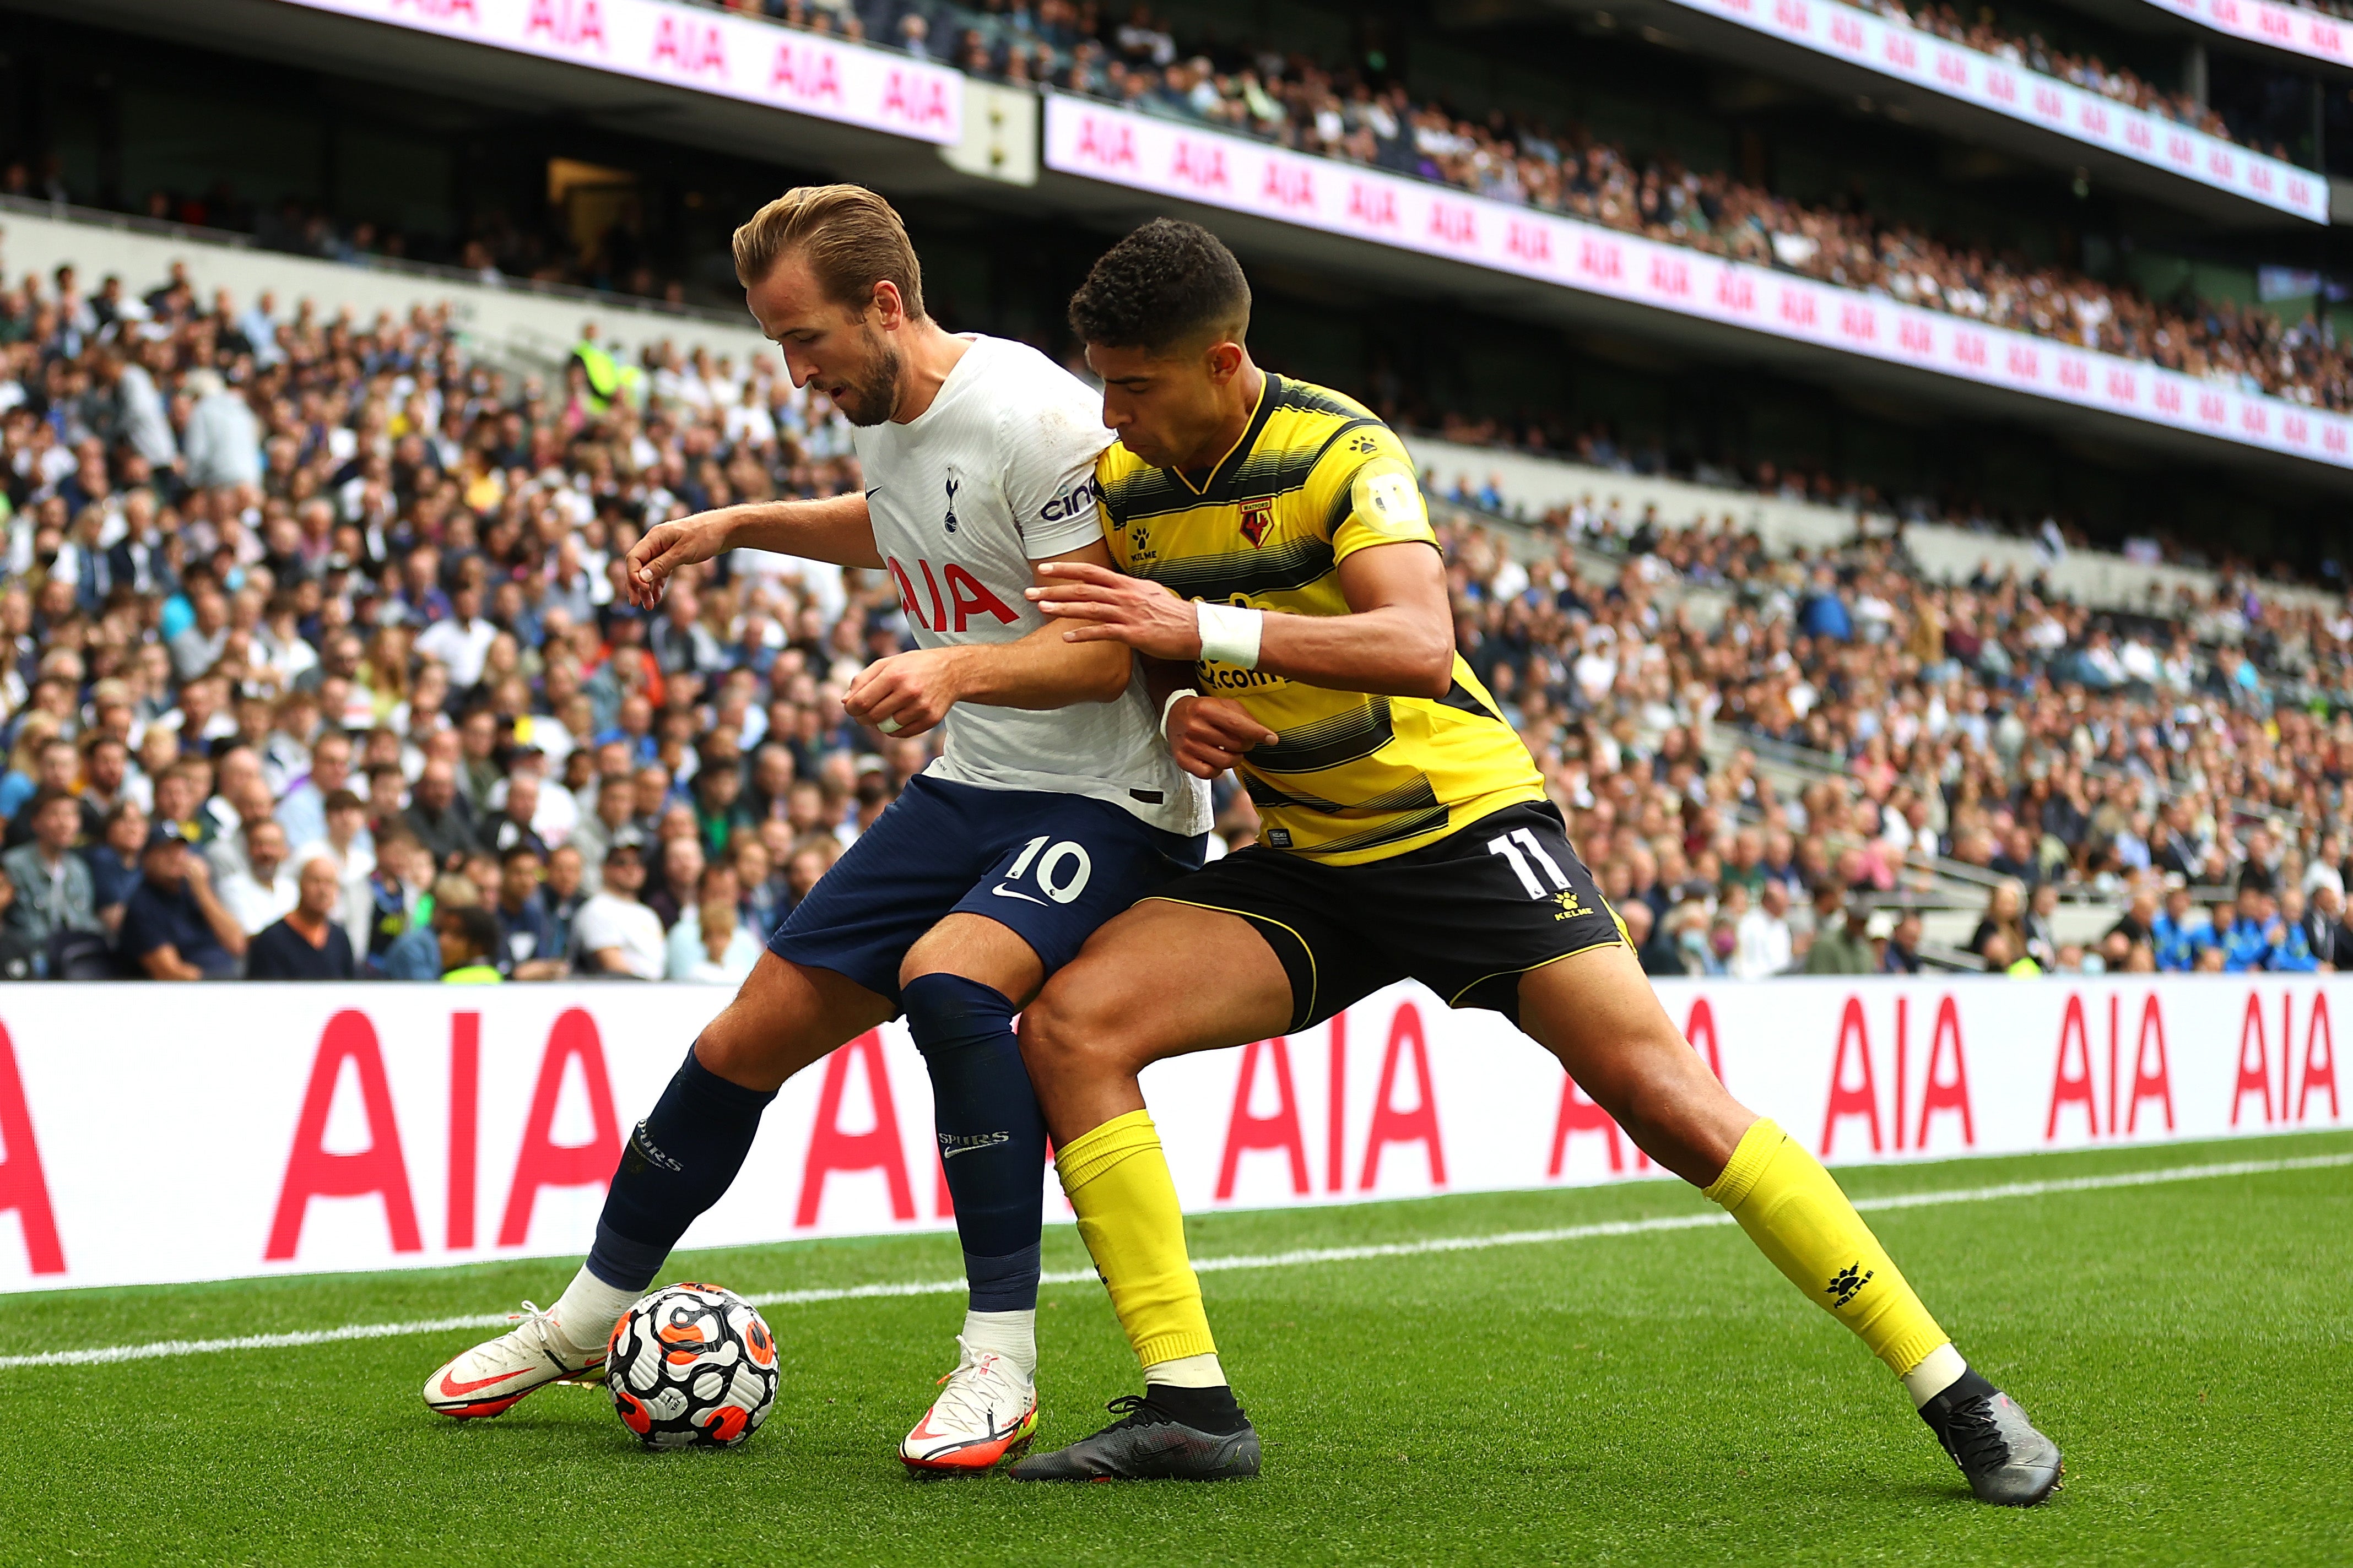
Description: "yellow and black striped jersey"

(1095, 373), (1545, 865)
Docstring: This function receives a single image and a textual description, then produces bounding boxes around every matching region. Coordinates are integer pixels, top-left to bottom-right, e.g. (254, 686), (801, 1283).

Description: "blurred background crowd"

(3, 247), (2351, 983)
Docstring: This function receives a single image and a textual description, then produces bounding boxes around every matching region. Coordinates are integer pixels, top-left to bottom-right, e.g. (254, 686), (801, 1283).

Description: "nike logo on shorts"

(990, 885), (1047, 905)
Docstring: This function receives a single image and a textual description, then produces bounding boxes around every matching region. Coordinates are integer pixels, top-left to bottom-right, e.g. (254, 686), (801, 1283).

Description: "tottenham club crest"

(942, 471), (960, 533)
(1238, 495), (1274, 547)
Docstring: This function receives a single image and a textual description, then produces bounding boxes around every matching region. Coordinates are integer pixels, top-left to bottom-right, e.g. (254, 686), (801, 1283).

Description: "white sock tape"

(1196, 601), (1263, 670)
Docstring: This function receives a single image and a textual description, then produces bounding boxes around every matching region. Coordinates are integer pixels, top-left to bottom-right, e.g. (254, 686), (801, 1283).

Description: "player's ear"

(1203, 339), (1244, 386)
(869, 279), (905, 331)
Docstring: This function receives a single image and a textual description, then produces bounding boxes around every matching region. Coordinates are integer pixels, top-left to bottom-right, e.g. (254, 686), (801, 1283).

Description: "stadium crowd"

(7, 0), (2339, 419)
(2, 250), (2350, 985)
(706, 0), (2351, 412)
(996, 10), (2350, 411)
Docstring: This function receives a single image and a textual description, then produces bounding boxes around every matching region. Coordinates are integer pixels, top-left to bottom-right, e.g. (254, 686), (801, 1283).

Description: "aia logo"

(942, 472), (960, 534)
(1238, 496), (1274, 547)
(886, 555), (1017, 632)
(1826, 1262), (1875, 1307)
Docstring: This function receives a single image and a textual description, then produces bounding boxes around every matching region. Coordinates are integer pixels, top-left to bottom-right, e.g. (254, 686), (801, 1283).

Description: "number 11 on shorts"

(1487, 828), (1570, 899)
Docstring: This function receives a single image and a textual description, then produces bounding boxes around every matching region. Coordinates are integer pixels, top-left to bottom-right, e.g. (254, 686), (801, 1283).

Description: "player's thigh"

(1020, 897), (1295, 1083)
(693, 951), (895, 1093)
(897, 911), (1046, 1007)
(1513, 942), (1755, 1186)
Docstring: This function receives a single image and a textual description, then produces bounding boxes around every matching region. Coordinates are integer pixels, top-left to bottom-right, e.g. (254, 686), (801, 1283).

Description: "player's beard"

(834, 336), (902, 427)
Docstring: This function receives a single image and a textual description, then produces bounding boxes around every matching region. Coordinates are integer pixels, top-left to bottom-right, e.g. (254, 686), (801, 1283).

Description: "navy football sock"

(585, 1048), (776, 1293)
(902, 972), (1046, 1312)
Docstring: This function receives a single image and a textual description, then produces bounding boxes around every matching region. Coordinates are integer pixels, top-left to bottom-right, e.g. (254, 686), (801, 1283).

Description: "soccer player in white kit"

(421, 186), (1208, 1471)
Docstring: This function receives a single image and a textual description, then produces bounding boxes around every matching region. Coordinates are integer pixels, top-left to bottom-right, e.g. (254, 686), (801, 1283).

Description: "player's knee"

(1016, 976), (1129, 1078)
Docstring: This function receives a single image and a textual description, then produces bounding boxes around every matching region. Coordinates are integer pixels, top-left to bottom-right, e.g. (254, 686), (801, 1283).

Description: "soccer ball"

(604, 1282), (779, 1448)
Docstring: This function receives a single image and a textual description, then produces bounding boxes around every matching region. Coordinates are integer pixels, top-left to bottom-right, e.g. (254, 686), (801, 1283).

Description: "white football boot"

(422, 1302), (608, 1419)
(899, 1336), (1040, 1472)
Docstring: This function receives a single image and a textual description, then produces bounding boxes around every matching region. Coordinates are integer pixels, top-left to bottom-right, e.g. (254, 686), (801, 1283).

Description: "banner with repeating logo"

(1651, 0), (2326, 221)
(272, 0), (962, 144)
(2151, 0), (2353, 74)
(1042, 96), (2353, 474)
(0, 976), (2340, 1293)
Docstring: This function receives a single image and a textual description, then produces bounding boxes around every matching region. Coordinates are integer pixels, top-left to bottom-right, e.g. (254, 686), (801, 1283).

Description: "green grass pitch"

(2, 1131), (2347, 1566)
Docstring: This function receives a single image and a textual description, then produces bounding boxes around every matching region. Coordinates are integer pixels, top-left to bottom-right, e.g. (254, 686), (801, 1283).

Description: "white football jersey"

(849, 334), (1208, 837)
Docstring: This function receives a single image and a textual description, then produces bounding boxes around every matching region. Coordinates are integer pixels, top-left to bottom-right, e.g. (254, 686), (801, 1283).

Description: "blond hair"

(732, 184), (926, 319)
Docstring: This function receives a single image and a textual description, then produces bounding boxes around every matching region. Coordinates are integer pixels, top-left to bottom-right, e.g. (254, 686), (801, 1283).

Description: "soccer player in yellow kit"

(1000, 219), (2061, 1504)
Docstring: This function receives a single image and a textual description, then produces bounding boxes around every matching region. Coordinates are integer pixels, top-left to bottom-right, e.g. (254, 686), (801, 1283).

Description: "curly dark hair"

(1067, 218), (1251, 352)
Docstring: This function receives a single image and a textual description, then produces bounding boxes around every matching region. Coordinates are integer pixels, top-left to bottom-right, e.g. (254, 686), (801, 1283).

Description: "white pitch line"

(4, 1149), (2346, 1372)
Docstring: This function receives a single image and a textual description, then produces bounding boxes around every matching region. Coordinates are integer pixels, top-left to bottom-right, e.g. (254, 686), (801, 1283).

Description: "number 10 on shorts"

(1002, 835), (1095, 904)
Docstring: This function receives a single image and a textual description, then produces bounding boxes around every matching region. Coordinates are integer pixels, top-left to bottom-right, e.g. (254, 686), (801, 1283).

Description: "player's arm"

(1029, 540), (1455, 700)
(841, 539), (1133, 736)
(623, 492), (883, 607)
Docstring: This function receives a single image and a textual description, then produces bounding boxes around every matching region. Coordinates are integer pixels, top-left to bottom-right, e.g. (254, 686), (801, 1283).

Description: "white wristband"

(1159, 687), (1199, 742)
(1196, 601), (1264, 670)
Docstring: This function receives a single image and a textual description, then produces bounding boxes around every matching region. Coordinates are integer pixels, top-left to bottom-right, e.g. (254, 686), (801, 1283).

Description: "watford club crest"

(1238, 495), (1274, 547)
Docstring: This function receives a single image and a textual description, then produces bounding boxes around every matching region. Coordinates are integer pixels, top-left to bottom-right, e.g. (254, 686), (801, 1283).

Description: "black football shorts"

(1145, 800), (1629, 1032)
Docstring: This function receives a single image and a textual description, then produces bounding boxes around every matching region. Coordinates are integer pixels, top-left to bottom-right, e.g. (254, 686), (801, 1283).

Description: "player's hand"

(1164, 695), (1277, 779)
(181, 853), (213, 893)
(624, 512), (729, 609)
(844, 647), (966, 738)
(1027, 561), (1200, 660)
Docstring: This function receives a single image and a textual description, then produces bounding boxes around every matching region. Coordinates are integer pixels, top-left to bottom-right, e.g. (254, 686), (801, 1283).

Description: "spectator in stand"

(2107, 886), (2159, 952)
(415, 583), (499, 691)
(246, 856), (358, 980)
(178, 369), (261, 489)
(275, 730), (354, 850)
(2269, 886), (2320, 972)
(491, 845), (570, 980)
(664, 861), (755, 979)
(574, 831), (664, 979)
(1804, 895), (1878, 974)
(0, 866), (37, 980)
(478, 771), (551, 860)
(1882, 910), (1925, 974)
(119, 822), (245, 979)
(2300, 884), (2351, 970)
(677, 897), (758, 986)
(2, 790), (98, 952)
(1730, 879), (1793, 979)
(543, 843), (589, 969)
(218, 820), (299, 936)
(404, 758), (477, 872)
(2022, 882), (2062, 972)
(438, 904), (506, 985)
(87, 801), (150, 934)
(1967, 880), (2027, 962)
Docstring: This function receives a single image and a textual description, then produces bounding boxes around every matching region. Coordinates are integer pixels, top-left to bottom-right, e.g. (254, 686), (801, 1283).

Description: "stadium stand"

(4, 205), (2349, 985)
(6, 1), (2343, 413)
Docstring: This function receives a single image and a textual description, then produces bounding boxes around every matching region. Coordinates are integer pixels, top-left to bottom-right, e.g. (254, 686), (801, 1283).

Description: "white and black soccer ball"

(604, 1282), (779, 1449)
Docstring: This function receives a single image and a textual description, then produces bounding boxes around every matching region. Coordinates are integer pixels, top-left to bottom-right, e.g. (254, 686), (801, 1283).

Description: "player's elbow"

(1403, 622), (1455, 699)
(1085, 644), (1133, 703)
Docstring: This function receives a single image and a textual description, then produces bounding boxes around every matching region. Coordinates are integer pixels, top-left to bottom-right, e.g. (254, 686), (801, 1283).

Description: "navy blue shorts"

(767, 774), (1206, 1006)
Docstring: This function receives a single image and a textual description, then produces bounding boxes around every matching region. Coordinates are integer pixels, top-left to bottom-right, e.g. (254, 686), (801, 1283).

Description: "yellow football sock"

(1703, 1118), (1950, 1377)
(1055, 1109), (1219, 1370)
